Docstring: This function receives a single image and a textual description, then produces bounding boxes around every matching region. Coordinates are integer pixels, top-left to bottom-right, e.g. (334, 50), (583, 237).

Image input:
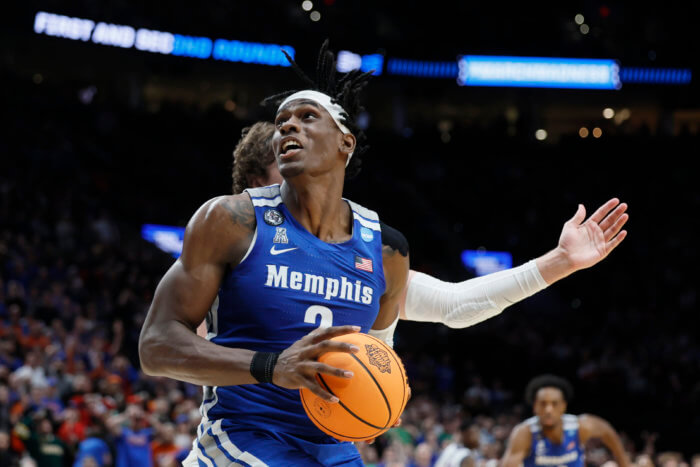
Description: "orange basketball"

(299, 332), (410, 442)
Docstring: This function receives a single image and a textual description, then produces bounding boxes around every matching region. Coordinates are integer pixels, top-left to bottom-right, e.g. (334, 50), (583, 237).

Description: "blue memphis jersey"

(523, 415), (584, 467)
(201, 184), (386, 439)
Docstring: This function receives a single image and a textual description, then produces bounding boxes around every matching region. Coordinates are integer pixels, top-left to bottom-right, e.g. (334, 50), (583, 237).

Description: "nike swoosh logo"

(270, 246), (299, 255)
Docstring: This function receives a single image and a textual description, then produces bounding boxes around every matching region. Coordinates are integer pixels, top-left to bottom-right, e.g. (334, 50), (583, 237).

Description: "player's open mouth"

(280, 138), (303, 157)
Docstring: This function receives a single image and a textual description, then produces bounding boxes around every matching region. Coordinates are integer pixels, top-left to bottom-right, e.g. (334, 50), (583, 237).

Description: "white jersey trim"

(247, 185), (283, 207)
(345, 199), (379, 221)
(250, 196), (282, 207)
(345, 199), (381, 231)
(246, 184), (281, 199)
(526, 416), (541, 433)
(562, 414), (579, 424)
(526, 414), (579, 433)
(355, 215), (381, 231)
(238, 226), (257, 265)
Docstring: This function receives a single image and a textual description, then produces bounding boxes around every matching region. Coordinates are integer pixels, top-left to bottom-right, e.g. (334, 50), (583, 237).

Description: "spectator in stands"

(435, 418), (481, 467)
(72, 424), (112, 467)
(0, 429), (20, 467)
(107, 403), (154, 467)
(21, 414), (69, 467)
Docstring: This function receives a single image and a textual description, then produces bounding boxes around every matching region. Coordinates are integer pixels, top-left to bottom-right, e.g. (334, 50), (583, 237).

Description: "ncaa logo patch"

(360, 227), (374, 242)
(264, 209), (284, 226)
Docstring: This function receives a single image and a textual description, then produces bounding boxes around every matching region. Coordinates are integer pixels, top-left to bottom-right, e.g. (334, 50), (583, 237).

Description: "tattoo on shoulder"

(222, 196), (256, 232)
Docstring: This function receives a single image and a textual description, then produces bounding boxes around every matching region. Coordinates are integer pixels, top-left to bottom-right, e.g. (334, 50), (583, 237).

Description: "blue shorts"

(183, 418), (363, 466)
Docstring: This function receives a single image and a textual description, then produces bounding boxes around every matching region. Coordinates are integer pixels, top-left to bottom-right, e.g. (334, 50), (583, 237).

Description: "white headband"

(278, 90), (354, 166)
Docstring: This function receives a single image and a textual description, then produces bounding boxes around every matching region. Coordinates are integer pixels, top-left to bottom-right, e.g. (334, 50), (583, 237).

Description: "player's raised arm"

(579, 414), (631, 467)
(500, 423), (531, 467)
(400, 198), (629, 329)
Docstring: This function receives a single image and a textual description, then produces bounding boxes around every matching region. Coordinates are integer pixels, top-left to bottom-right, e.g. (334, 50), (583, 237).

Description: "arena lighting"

(620, 67), (692, 85)
(336, 51), (384, 76)
(386, 58), (458, 78)
(33, 11), (295, 66)
(142, 224), (185, 258)
(33, 12), (692, 85)
(212, 40), (295, 66)
(91, 22), (136, 48)
(461, 250), (513, 277)
(387, 59), (688, 87)
(457, 55), (621, 89)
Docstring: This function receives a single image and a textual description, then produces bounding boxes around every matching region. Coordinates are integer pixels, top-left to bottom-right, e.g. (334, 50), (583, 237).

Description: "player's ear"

(339, 133), (356, 156)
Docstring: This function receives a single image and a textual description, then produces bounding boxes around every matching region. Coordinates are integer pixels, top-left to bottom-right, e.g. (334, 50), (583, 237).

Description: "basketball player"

(140, 42), (413, 466)
(139, 40), (628, 465)
(501, 374), (630, 467)
(223, 121), (629, 332)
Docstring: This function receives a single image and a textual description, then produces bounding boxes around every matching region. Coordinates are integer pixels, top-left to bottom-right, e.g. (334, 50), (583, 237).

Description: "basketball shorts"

(182, 418), (363, 466)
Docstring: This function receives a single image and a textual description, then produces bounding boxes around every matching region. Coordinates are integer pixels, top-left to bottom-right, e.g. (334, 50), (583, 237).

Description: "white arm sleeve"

(404, 260), (548, 329)
(367, 313), (399, 348)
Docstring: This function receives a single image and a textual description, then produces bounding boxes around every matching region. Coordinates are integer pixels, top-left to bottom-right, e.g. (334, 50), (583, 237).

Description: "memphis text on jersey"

(265, 265), (374, 305)
(534, 451), (579, 466)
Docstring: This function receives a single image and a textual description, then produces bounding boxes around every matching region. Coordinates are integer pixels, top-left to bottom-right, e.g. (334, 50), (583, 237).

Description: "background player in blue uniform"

(501, 374), (630, 467)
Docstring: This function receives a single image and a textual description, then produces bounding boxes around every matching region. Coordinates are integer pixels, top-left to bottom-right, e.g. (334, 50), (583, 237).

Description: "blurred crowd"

(1, 69), (699, 465)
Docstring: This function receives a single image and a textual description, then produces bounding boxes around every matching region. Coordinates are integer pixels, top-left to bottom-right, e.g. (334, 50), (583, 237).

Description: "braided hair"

(262, 40), (373, 179)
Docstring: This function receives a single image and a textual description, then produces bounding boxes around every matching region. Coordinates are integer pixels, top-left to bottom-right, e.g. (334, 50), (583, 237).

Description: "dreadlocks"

(262, 40), (373, 179)
(524, 374), (575, 406)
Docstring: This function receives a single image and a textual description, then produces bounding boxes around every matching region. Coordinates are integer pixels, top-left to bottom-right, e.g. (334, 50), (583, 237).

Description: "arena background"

(2, 1), (699, 465)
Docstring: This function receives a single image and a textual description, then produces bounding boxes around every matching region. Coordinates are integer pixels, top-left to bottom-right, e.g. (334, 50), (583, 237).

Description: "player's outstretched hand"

(557, 198), (628, 271)
(273, 325), (361, 402)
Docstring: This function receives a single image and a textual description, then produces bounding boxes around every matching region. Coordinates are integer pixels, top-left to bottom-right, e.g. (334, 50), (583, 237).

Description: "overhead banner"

(33, 11), (295, 66)
(457, 55), (621, 89)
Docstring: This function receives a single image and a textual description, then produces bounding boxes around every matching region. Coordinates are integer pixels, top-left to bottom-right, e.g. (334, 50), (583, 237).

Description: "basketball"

(299, 333), (410, 442)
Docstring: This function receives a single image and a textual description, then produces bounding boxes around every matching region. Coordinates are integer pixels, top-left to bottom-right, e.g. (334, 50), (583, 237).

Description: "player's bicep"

(501, 425), (530, 467)
(150, 258), (223, 331)
(146, 195), (254, 331)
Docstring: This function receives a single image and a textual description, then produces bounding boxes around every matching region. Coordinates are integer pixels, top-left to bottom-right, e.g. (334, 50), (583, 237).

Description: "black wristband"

(250, 352), (280, 384)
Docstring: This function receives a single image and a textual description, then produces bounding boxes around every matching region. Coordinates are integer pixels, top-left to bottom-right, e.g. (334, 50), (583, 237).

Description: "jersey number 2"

(304, 305), (333, 329)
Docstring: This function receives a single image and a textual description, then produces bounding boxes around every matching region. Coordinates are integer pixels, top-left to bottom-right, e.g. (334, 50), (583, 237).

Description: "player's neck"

(540, 421), (564, 444)
(280, 177), (352, 243)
